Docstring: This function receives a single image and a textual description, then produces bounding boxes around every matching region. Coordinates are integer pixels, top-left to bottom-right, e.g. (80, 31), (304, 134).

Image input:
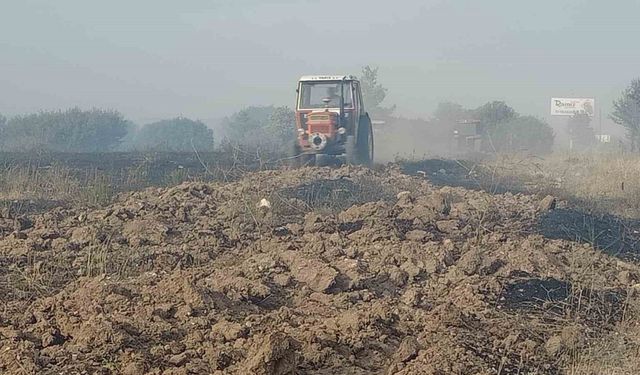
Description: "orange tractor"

(290, 75), (374, 166)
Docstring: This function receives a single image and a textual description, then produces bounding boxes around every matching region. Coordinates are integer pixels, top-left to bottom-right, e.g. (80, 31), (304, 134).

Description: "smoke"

(374, 116), (454, 162)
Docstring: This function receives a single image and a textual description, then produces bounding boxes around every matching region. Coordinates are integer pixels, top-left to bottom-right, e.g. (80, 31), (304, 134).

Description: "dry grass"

(563, 264), (640, 374)
(0, 164), (80, 201)
(484, 152), (640, 219)
(0, 151), (282, 215)
(567, 321), (640, 375)
(0, 164), (120, 210)
(478, 152), (640, 374)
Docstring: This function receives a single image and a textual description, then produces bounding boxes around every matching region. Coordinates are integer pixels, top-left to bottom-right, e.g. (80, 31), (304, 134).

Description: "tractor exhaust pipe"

(339, 77), (345, 129)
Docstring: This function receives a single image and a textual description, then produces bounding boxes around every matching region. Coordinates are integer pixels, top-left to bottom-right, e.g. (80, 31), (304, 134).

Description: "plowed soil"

(1, 166), (638, 374)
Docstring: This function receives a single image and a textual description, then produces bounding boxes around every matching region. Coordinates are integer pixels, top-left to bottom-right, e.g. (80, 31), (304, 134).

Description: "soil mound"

(1, 166), (638, 374)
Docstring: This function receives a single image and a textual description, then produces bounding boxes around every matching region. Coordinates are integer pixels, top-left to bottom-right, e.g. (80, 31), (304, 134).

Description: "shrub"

(0, 108), (130, 152)
(611, 78), (640, 151)
(133, 117), (214, 152)
(221, 106), (295, 153)
(488, 115), (555, 154)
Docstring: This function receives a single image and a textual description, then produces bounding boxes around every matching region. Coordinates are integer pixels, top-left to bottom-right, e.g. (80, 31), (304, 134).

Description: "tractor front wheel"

(315, 154), (332, 167)
(288, 140), (314, 168)
(345, 135), (357, 165)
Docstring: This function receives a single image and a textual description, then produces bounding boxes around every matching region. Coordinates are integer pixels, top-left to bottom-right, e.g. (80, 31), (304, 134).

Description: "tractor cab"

(292, 75), (373, 166)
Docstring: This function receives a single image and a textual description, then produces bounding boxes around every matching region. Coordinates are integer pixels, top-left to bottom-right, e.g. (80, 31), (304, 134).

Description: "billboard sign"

(550, 98), (595, 116)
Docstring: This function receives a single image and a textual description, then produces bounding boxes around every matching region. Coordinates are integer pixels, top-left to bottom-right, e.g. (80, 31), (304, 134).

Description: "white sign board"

(550, 98), (595, 116)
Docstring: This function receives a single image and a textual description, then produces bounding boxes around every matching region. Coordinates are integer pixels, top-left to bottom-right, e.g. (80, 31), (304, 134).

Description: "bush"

(473, 101), (517, 129)
(0, 108), (130, 152)
(133, 117), (214, 152)
(360, 66), (395, 118)
(0, 114), (6, 142)
(567, 113), (596, 151)
(221, 106), (295, 153)
(611, 78), (640, 151)
(488, 116), (555, 154)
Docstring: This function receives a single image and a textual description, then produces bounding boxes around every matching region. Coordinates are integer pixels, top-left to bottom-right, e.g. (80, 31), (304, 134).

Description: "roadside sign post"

(550, 97), (595, 152)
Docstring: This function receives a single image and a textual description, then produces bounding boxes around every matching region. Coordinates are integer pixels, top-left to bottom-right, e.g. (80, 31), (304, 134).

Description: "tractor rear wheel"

(355, 115), (374, 166)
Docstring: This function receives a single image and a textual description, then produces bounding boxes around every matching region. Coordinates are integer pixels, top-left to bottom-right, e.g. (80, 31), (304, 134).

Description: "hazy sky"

(2, 0), (639, 130)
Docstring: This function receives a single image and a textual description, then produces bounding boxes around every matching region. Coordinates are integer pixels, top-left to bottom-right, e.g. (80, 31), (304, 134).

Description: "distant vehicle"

(452, 119), (483, 154)
(290, 75), (374, 166)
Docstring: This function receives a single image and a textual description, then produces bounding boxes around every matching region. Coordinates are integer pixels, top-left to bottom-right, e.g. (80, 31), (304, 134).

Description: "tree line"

(0, 106), (297, 154)
(363, 67), (640, 154)
(0, 67), (381, 154)
(0, 109), (214, 153)
(428, 100), (555, 154)
(2, 68), (639, 154)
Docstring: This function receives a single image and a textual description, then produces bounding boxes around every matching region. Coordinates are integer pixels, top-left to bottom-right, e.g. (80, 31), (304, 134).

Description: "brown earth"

(0, 166), (639, 374)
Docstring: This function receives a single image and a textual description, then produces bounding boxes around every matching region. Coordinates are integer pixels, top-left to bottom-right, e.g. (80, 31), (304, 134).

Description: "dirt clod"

(244, 332), (297, 375)
(538, 195), (557, 211)
(395, 336), (420, 363)
(282, 251), (338, 293)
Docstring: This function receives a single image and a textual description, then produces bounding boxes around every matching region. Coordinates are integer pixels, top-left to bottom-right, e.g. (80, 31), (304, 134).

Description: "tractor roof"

(299, 75), (358, 82)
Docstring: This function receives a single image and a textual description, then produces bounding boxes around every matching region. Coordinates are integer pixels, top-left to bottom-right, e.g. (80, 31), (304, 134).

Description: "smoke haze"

(2, 0), (639, 136)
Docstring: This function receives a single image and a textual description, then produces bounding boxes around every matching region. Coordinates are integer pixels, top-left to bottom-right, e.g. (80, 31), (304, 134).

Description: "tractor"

(290, 75), (374, 166)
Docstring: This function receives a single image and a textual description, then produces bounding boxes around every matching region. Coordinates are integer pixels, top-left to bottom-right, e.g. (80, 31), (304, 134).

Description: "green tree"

(611, 79), (640, 151)
(566, 113), (595, 150)
(0, 108), (130, 152)
(360, 66), (395, 118)
(432, 102), (470, 124)
(133, 117), (214, 152)
(0, 114), (6, 143)
(222, 106), (276, 143)
(221, 105), (295, 153)
(434, 101), (554, 154)
(488, 116), (554, 154)
(266, 106), (296, 141)
(473, 101), (517, 131)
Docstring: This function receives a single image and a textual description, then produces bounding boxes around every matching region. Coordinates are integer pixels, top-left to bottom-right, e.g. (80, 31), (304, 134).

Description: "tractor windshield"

(298, 81), (353, 109)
